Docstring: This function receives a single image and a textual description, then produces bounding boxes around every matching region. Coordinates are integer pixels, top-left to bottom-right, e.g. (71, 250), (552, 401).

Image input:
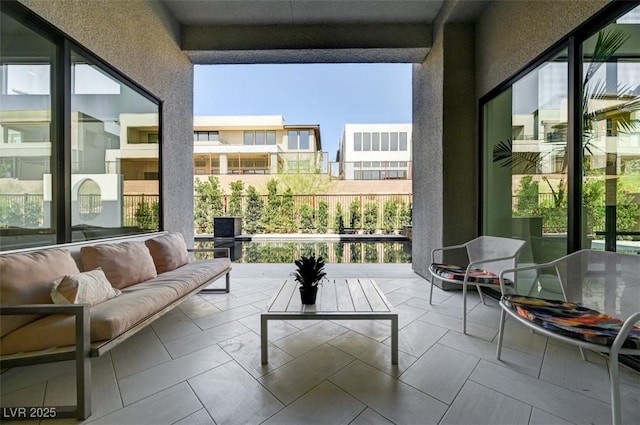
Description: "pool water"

(194, 240), (412, 264)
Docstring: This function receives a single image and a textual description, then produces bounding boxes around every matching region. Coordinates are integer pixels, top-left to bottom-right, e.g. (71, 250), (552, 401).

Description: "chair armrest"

(611, 312), (640, 354)
(430, 243), (468, 263)
(498, 261), (562, 296)
(188, 247), (230, 258)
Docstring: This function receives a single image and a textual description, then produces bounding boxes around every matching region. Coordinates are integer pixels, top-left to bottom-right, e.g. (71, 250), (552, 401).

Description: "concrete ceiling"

(159, 0), (465, 64)
(161, 0), (445, 26)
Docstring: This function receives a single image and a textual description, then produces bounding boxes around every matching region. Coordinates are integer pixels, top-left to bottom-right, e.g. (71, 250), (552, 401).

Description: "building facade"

(337, 123), (412, 180)
(193, 115), (326, 176)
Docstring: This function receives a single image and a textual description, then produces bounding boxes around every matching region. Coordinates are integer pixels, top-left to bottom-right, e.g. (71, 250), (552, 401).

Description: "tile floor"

(2, 263), (639, 425)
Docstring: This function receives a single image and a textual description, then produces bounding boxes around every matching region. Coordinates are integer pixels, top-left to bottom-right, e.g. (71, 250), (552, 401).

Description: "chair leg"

(462, 282), (468, 334)
(609, 353), (621, 425)
(429, 275), (434, 305)
(476, 285), (487, 305)
(496, 308), (506, 360)
(579, 347), (587, 361)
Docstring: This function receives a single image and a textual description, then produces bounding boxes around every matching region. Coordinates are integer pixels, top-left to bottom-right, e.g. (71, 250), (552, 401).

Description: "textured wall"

(19, 0), (195, 244)
(412, 22), (476, 279)
(475, 0), (610, 97)
(412, 33), (444, 278)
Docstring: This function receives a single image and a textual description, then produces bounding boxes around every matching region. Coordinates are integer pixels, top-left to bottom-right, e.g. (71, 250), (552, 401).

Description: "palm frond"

(492, 139), (541, 173)
(584, 29), (630, 86)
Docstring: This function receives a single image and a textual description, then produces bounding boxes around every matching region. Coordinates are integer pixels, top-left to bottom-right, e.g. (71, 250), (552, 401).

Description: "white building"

(337, 123), (412, 180)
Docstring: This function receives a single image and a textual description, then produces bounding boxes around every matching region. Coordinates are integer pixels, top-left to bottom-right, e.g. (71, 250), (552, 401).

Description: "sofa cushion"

(51, 268), (121, 306)
(0, 249), (80, 337)
(145, 233), (189, 274)
(81, 241), (157, 289)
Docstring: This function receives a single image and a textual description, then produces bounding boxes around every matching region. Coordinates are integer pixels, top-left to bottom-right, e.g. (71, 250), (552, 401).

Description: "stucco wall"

(18, 0), (195, 243)
(475, 0), (610, 98)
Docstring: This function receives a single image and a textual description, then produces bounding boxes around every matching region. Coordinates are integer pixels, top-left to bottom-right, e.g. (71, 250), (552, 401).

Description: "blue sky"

(194, 63), (412, 159)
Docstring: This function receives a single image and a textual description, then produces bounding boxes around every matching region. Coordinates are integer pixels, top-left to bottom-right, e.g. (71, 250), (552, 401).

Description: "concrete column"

(412, 23), (477, 281)
(219, 153), (228, 175)
(270, 153), (278, 174)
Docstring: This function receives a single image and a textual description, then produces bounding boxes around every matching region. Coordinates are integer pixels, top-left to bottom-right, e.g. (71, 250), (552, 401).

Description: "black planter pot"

(299, 286), (318, 305)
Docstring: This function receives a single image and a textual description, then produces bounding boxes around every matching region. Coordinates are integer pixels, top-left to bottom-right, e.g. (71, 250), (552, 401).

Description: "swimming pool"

(194, 239), (412, 264)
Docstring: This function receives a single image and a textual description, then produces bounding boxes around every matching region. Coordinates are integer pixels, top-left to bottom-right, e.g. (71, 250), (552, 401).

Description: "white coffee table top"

(265, 278), (394, 315)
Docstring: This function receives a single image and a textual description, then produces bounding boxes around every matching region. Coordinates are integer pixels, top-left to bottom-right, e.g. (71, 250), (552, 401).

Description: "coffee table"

(261, 278), (398, 364)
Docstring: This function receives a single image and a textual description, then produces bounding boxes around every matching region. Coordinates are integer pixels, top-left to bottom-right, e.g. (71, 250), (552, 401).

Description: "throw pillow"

(145, 233), (189, 273)
(0, 249), (80, 337)
(81, 241), (157, 289)
(51, 268), (122, 306)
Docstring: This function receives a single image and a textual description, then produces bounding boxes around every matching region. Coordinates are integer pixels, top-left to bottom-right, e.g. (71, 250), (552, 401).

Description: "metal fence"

(0, 193), (411, 232)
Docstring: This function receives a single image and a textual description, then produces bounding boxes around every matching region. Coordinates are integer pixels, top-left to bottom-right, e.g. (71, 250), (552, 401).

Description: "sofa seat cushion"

(0, 258), (231, 355)
(146, 258), (231, 296)
(0, 249), (80, 337)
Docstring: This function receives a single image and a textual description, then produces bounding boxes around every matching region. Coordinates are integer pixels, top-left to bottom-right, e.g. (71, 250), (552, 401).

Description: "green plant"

(299, 204), (315, 233)
(398, 201), (412, 228)
(262, 179), (281, 233)
(134, 200), (159, 230)
(194, 176), (224, 233)
(281, 188), (297, 233)
(228, 180), (244, 216)
(383, 200), (398, 234)
(349, 199), (361, 229)
(363, 202), (378, 234)
(334, 203), (345, 234)
(292, 254), (327, 288)
(514, 176), (540, 216)
(317, 200), (329, 233)
(244, 185), (264, 234)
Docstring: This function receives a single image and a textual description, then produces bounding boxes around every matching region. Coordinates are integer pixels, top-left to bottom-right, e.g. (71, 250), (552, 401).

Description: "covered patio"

(2, 264), (638, 424)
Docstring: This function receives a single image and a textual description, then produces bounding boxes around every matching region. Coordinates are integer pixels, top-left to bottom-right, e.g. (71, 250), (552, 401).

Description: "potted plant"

(292, 254), (327, 304)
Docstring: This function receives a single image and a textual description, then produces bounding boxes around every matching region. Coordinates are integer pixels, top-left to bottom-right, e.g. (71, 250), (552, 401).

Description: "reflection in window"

(483, 49), (568, 263)
(71, 52), (159, 237)
(0, 10), (56, 249)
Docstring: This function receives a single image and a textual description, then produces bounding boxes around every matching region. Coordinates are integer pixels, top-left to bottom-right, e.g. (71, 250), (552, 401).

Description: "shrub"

(317, 200), (329, 233)
(135, 200), (159, 230)
(349, 199), (361, 229)
(244, 185), (264, 234)
(194, 176), (224, 234)
(261, 179), (281, 233)
(363, 202), (378, 234)
(228, 180), (244, 216)
(281, 188), (297, 233)
(299, 204), (315, 233)
(334, 203), (345, 234)
(383, 200), (398, 234)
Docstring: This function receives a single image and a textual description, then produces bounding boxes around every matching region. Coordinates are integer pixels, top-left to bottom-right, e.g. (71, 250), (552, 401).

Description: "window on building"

(288, 130), (297, 149)
(354, 132), (362, 151)
(244, 131), (253, 145)
(363, 133), (371, 151)
(372, 133), (380, 150)
(194, 131), (219, 141)
(381, 133), (389, 150)
(266, 130), (276, 145)
(390, 132), (399, 150)
(255, 131), (265, 145)
(399, 132), (408, 150)
(299, 130), (310, 150)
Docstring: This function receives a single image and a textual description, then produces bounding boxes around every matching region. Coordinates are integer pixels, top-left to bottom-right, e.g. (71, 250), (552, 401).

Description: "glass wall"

(581, 9), (640, 253)
(0, 10), (57, 249)
(0, 3), (161, 251)
(482, 3), (640, 258)
(483, 51), (569, 262)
